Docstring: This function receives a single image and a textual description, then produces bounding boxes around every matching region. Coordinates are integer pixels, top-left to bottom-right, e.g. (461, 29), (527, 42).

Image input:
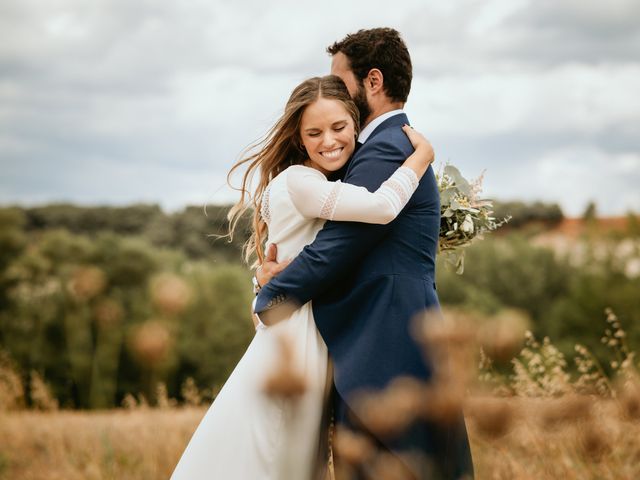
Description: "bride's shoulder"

(284, 164), (327, 180)
(266, 164), (326, 195)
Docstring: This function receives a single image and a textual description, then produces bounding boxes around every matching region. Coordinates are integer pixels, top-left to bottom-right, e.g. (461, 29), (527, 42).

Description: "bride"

(170, 75), (434, 480)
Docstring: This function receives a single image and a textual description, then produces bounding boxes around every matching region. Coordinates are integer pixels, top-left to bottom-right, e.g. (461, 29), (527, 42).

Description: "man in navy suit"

(255, 28), (473, 479)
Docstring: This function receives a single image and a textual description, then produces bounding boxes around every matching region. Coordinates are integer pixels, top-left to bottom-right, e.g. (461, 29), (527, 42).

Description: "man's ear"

(365, 69), (384, 95)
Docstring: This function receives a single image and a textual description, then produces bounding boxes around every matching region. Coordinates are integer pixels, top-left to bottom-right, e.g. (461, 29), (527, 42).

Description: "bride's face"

(299, 97), (356, 176)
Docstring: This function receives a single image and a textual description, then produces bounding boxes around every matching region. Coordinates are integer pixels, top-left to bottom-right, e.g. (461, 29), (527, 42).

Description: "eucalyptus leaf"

(440, 188), (457, 204)
(444, 165), (472, 196)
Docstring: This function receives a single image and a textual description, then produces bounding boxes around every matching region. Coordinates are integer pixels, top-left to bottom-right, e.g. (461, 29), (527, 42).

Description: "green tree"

(176, 264), (254, 393)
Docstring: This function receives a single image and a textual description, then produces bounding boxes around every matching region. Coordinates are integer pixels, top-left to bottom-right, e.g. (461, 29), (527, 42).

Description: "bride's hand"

(255, 244), (291, 288)
(402, 124), (434, 166)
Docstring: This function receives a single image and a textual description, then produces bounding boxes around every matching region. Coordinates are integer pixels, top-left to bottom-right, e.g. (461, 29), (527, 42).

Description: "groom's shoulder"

(362, 125), (413, 158)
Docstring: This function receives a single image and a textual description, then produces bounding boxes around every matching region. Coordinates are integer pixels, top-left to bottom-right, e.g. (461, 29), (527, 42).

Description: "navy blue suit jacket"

(255, 112), (439, 395)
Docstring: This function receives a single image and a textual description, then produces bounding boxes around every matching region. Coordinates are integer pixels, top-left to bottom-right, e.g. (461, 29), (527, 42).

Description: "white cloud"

(0, 0), (639, 216)
(478, 147), (640, 216)
(407, 63), (640, 137)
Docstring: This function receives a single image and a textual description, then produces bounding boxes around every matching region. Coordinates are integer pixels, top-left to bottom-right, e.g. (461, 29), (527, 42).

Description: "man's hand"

(255, 244), (291, 288)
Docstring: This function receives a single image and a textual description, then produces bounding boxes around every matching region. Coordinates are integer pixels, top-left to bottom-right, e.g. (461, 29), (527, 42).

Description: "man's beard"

(354, 82), (372, 128)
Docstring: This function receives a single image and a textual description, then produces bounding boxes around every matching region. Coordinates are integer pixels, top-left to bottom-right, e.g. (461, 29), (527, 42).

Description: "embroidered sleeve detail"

(319, 181), (344, 220)
(286, 164), (417, 224)
(260, 186), (271, 224)
(377, 167), (419, 214)
(399, 166), (420, 191)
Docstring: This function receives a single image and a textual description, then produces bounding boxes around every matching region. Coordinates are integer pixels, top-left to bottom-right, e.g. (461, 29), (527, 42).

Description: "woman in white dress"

(170, 75), (434, 480)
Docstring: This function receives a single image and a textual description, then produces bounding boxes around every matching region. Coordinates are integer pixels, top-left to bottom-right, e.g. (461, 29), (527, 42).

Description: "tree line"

(0, 202), (638, 409)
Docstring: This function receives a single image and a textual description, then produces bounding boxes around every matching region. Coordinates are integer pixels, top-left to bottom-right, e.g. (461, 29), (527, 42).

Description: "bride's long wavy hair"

(227, 75), (360, 268)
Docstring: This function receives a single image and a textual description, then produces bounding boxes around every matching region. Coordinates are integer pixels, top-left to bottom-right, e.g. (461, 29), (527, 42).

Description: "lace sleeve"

(319, 182), (344, 219)
(373, 166), (419, 216)
(260, 185), (271, 224)
(286, 165), (419, 225)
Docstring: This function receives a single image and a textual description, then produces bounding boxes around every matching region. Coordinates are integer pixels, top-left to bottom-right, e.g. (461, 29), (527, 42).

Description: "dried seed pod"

(333, 426), (375, 466)
(129, 320), (172, 368)
(67, 265), (106, 301)
(150, 273), (192, 315)
(351, 377), (425, 438)
(420, 382), (466, 426)
(262, 335), (307, 400)
(477, 309), (529, 364)
(579, 423), (611, 461)
(466, 396), (514, 439)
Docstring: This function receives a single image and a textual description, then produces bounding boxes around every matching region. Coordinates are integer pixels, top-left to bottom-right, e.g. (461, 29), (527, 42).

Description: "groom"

(255, 28), (473, 479)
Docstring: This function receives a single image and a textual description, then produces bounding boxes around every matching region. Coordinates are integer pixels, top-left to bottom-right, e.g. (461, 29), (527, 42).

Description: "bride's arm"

(287, 126), (434, 224)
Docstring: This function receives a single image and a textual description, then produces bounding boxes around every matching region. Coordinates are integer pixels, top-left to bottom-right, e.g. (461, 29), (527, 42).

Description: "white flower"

(461, 214), (474, 234)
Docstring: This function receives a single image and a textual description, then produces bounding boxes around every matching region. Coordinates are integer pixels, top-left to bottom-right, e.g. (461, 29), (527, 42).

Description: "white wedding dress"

(170, 164), (418, 480)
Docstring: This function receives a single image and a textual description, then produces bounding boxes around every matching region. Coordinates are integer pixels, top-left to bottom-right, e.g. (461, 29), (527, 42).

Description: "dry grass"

(1, 398), (639, 479)
(0, 407), (205, 480)
(467, 396), (640, 480)
(2, 308), (640, 479)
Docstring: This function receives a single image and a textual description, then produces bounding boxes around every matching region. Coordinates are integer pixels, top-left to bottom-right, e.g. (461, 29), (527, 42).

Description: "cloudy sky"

(1, 0), (639, 216)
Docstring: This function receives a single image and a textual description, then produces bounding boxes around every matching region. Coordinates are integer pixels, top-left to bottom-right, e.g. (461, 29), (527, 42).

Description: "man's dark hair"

(327, 27), (412, 103)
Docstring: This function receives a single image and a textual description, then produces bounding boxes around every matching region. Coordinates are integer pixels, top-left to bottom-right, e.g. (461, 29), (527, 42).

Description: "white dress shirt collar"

(357, 109), (404, 144)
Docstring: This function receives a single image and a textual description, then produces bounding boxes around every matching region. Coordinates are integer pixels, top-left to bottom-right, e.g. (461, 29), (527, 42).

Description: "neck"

(362, 101), (404, 129)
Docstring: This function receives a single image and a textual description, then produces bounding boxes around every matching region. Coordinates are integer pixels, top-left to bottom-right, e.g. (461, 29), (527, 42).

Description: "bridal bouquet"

(437, 164), (510, 274)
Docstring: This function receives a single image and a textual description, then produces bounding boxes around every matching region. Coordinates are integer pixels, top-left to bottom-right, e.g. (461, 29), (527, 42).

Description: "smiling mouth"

(320, 147), (343, 159)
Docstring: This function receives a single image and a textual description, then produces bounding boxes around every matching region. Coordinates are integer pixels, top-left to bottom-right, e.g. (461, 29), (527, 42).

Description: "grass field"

(0, 407), (201, 480)
(2, 309), (639, 479)
(1, 395), (639, 480)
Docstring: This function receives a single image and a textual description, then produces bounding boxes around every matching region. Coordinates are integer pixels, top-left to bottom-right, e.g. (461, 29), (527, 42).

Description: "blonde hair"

(227, 75), (360, 268)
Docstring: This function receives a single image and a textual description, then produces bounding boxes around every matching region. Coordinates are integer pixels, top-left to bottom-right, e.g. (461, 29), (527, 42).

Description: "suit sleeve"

(254, 137), (410, 313)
